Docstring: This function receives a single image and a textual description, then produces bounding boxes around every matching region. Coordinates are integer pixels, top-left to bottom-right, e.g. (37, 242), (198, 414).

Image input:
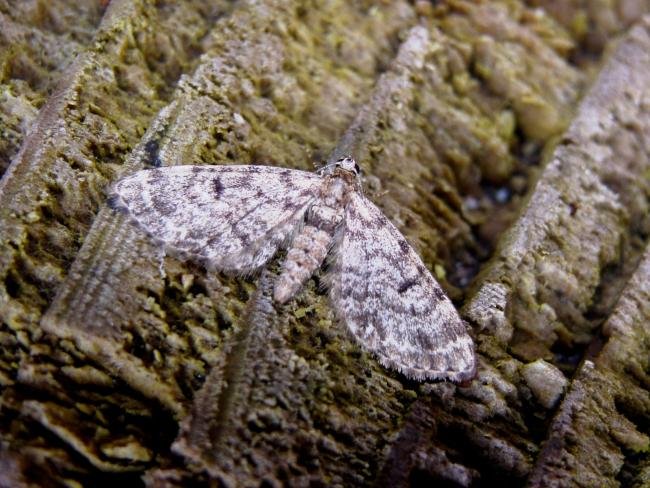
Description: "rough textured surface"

(0, 0), (649, 486)
(528, 0), (650, 55)
(109, 158), (477, 382)
(466, 13), (650, 367)
(528, 244), (650, 487)
(0, 0), (105, 174)
(521, 359), (567, 409)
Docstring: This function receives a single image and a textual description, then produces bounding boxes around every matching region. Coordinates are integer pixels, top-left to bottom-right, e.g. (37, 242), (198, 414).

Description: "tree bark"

(0, 1), (648, 486)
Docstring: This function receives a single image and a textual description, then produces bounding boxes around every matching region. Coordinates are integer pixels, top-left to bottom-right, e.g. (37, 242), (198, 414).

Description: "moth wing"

(110, 165), (323, 273)
(328, 192), (476, 382)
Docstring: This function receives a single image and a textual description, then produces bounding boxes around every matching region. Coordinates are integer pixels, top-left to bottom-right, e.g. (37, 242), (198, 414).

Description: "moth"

(110, 157), (476, 382)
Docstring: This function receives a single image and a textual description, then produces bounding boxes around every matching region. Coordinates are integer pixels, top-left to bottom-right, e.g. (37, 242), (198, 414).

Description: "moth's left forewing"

(328, 192), (476, 382)
(110, 165), (323, 274)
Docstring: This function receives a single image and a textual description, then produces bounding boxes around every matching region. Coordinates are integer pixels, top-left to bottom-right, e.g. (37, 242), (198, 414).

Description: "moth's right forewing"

(110, 165), (324, 273)
(328, 193), (476, 382)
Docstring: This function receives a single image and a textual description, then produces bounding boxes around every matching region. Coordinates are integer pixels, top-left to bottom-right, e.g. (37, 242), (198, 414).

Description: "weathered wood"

(0, 0), (234, 479)
(0, 1), (648, 486)
(397, 13), (650, 486)
(528, 244), (650, 487)
(0, 0), (105, 174)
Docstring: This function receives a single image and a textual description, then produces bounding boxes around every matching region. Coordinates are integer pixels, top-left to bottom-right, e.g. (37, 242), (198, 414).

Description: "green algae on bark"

(39, 1), (420, 481)
(379, 11), (650, 487)
(1, 0), (649, 486)
(466, 15), (650, 369)
(0, 0), (234, 477)
(0, 0), (105, 174)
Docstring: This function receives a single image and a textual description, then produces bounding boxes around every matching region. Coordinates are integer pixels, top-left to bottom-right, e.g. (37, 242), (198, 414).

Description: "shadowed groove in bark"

(171, 270), (281, 477)
(375, 11), (650, 488)
(526, 0), (650, 57)
(466, 14), (650, 368)
(528, 242), (650, 487)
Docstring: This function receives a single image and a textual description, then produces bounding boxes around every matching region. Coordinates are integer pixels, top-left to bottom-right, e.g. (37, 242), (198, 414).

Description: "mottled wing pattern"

(110, 165), (323, 273)
(329, 192), (476, 382)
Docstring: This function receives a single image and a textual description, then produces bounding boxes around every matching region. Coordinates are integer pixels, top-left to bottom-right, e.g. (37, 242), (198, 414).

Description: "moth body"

(110, 156), (477, 382)
(274, 162), (357, 303)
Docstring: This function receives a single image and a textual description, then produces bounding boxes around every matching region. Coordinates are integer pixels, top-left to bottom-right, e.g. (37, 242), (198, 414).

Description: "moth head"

(335, 156), (360, 175)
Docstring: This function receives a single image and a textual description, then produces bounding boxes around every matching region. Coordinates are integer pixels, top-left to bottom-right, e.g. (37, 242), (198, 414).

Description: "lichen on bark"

(0, 0), (649, 486)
